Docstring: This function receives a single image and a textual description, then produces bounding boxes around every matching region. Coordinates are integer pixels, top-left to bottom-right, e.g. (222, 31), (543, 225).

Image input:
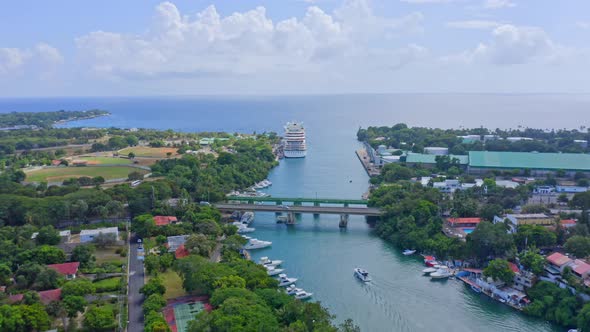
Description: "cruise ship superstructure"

(283, 122), (307, 158)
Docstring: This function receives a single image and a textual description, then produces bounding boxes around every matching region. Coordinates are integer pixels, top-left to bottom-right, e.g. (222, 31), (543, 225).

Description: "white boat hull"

(284, 150), (307, 158)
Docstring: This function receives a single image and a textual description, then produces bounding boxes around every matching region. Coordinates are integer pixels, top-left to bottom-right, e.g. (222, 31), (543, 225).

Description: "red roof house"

(8, 293), (23, 303)
(38, 289), (62, 305)
(508, 262), (520, 273)
(571, 259), (590, 279)
(447, 218), (482, 228)
(175, 244), (190, 259)
(154, 216), (178, 227)
(546, 252), (573, 272)
(47, 262), (80, 279)
(560, 219), (577, 228)
(51, 159), (62, 166)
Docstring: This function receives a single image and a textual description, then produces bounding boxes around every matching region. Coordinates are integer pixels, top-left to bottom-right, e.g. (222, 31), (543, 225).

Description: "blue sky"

(1, 0), (590, 96)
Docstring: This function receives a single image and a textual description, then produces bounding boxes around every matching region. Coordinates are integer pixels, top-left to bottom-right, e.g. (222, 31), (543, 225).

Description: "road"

(127, 233), (145, 332)
(214, 203), (382, 216)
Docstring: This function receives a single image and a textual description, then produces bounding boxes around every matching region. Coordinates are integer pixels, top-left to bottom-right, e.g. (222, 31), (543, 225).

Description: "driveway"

(127, 233), (145, 332)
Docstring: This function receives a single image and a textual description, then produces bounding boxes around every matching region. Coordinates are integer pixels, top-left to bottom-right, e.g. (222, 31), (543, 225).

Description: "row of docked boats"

(233, 211), (256, 234)
(257, 256), (313, 300)
(252, 179), (272, 189)
(422, 255), (455, 279)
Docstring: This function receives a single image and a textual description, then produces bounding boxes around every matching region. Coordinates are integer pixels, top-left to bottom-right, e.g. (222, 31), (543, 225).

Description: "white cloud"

(446, 20), (502, 29)
(75, 1), (426, 80)
(442, 24), (568, 65)
(484, 0), (516, 9)
(0, 43), (63, 76)
(401, 0), (457, 3)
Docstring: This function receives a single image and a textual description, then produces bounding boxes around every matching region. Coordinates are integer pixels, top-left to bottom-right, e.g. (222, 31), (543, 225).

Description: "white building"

(506, 137), (533, 142)
(80, 227), (119, 243)
(574, 140), (588, 148)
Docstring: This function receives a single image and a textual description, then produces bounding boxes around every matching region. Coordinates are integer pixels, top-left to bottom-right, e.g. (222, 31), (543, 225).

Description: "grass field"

(76, 156), (131, 165)
(119, 146), (179, 158)
(95, 247), (126, 265)
(159, 270), (187, 300)
(94, 277), (122, 293)
(26, 166), (146, 182)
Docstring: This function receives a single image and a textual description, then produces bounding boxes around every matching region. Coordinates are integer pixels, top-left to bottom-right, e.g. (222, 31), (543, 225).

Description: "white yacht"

(285, 284), (299, 295)
(354, 268), (371, 282)
(283, 122), (307, 158)
(294, 290), (313, 301)
(259, 257), (283, 267)
(266, 265), (285, 276)
(422, 267), (438, 275)
(403, 249), (416, 256)
(430, 267), (452, 279)
(277, 274), (298, 287)
(243, 239), (272, 250)
(240, 212), (254, 224)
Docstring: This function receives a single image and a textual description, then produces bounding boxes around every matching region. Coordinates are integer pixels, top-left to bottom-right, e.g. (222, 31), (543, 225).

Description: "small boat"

(294, 290), (313, 300)
(354, 268), (371, 282)
(240, 212), (255, 224)
(471, 285), (482, 293)
(403, 249), (416, 256)
(423, 255), (437, 267)
(286, 284), (299, 295)
(243, 239), (272, 250)
(430, 267), (452, 279)
(259, 257), (283, 267)
(422, 267), (437, 275)
(277, 274), (298, 287)
(266, 266), (285, 276)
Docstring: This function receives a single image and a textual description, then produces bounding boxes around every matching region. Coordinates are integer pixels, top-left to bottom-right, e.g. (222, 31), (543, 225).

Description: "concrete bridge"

(225, 195), (368, 206)
(215, 202), (381, 228)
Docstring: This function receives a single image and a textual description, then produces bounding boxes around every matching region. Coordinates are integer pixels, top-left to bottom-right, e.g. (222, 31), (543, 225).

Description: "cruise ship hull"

(284, 150), (307, 158)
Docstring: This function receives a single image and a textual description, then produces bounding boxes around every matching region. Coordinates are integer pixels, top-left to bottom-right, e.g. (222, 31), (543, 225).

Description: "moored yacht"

(430, 267), (452, 279)
(259, 257), (283, 267)
(422, 267), (438, 275)
(403, 249), (416, 256)
(294, 290), (313, 300)
(354, 268), (371, 282)
(277, 274), (298, 287)
(240, 212), (254, 224)
(243, 238), (271, 250)
(266, 265), (285, 276)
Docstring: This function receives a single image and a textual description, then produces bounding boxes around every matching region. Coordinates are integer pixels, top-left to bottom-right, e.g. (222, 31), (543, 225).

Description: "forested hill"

(0, 110), (109, 128)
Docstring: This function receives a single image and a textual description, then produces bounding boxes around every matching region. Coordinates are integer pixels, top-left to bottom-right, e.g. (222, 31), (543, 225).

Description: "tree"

(479, 204), (503, 222)
(83, 306), (117, 331)
(32, 245), (66, 264)
(565, 235), (590, 258)
(514, 225), (556, 250)
(128, 171), (144, 181)
(128, 152), (136, 159)
(61, 279), (96, 297)
(467, 221), (514, 261)
(557, 193), (569, 204)
(144, 255), (161, 276)
(339, 319), (361, 332)
(213, 275), (246, 289)
(483, 259), (515, 284)
(32, 268), (63, 291)
(35, 225), (61, 245)
(0, 263), (12, 285)
(140, 277), (166, 297)
(72, 244), (96, 268)
(519, 250), (545, 275)
(145, 311), (172, 332)
(132, 214), (156, 238)
(578, 303), (590, 332)
(175, 256), (235, 295)
(63, 295), (87, 318)
(93, 232), (117, 248)
(184, 233), (215, 257)
(0, 304), (51, 332)
(92, 176), (105, 185)
(143, 293), (167, 315)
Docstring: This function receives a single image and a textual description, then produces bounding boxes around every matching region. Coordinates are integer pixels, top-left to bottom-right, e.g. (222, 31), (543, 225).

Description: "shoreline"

(52, 112), (110, 127)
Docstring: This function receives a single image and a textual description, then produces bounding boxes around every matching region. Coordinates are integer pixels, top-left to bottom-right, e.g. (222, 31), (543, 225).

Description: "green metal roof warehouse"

(468, 151), (590, 172)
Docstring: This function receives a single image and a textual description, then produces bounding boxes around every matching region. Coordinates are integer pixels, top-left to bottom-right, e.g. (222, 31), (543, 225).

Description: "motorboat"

(422, 267), (437, 275)
(240, 212), (255, 224)
(471, 285), (482, 293)
(259, 257), (283, 267)
(423, 255), (438, 267)
(354, 268), (371, 282)
(277, 274), (298, 287)
(243, 239), (272, 250)
(285, 284), (300, 295)
(425, 260), (440, 267)
(294, 290), (313, 300)
(430, 267), (452, 279)
(403, 249), (416, 256)
(266, 266), (285, 276)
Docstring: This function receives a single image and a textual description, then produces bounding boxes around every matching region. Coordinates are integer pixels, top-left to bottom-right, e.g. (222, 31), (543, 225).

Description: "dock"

(356, 148), (381, 177)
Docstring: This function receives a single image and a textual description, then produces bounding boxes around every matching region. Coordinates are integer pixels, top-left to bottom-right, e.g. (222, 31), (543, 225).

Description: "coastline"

(52, 112), (110, 127)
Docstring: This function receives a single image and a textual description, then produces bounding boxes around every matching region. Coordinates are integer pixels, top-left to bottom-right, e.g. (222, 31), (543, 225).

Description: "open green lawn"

(119, 146), (179, 158)
(94, 277), (122, 293)
(159, 270), (187, 300)
(95, 247), (126, 265)
(26, 166), (146, 182)
(77, 156), (131, 165)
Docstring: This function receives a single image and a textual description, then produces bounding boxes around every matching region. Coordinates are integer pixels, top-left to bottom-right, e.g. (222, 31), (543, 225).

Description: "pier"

(356, 147), (381, 177)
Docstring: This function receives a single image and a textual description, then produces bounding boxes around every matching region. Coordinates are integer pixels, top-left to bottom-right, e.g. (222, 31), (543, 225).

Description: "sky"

(1, 0), (590, 96)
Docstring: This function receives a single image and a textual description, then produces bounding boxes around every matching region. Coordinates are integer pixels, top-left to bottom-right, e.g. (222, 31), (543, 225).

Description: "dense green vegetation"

(0, 110), (109, 128)
(358, 123), (590, 154)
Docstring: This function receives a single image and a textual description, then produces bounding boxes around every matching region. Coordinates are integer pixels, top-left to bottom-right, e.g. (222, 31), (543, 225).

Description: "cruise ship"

(283, 122), (307, 158)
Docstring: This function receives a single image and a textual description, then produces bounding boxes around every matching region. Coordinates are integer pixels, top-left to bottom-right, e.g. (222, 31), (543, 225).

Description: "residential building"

(154, 215), (178, 227)
(80, 227), (119, 243)
(560, 219), (577, 228)
(555, 186), (588, 193)
(494, 214), (555, 233)
(47, 262), (79, 280)
(433, 179), (461, 193)
(513, 270), (536, 291)
(574, 140), (588, 148)
(546, 252), (573, 274)
(38, 289), (62, 305)
(175, 244), (190, 259)
(167, 235), (188, 252)
(447, 217), (482, 228)
(570, 259), (590, 279)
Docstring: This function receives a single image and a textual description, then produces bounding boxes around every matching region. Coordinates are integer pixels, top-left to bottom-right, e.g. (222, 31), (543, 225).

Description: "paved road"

(214, 203), (382, 216)
(128, 233), (145, 332)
